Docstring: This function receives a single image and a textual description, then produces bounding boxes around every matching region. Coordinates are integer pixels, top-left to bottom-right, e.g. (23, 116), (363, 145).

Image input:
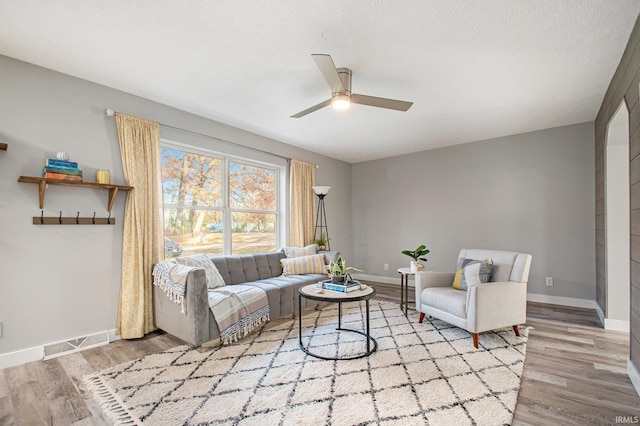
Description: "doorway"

(604, 100), (630, 331)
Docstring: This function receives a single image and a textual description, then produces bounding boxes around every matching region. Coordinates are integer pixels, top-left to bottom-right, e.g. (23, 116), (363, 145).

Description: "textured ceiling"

(1, 1), (639, 163)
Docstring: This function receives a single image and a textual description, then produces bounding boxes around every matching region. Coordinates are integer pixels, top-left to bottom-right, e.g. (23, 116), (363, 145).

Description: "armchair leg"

(513, 325), (521, 336)
(418, 312), (425, 323)
(472, 333), (479, 349)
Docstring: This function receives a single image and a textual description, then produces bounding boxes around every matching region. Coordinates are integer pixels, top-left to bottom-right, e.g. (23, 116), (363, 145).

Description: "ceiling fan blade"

(351, 94), (413, 112)
(290, 99), (332, 118)
(312, 54), (345, 93)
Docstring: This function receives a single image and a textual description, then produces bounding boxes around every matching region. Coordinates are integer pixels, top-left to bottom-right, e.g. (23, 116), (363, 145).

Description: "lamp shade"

(312, 186), (332, 196)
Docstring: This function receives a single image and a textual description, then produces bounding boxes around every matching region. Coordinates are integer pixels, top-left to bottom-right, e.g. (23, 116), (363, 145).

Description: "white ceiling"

(1, 1), (639, 163)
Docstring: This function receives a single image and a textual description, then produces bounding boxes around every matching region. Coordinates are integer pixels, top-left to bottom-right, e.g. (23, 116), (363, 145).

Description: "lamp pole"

(312, 186), (331, 250)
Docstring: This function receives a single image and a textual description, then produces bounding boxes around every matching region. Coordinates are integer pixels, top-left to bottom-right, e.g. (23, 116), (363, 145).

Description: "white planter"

(410, 261), (424, 272)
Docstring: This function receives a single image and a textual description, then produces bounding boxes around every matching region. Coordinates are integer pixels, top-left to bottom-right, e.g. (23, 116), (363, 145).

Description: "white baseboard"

(108, 328), (121, 342)
(594, 304), (630, 332)
(526, 293), (597, 309)
(0, 328), (120, 370)
(358, 276), (608, 312)
(0, 346), (43, 370)
(603, 318), (630, 332)
(629, 360), (640, 397)
(352, 273), (414, 287)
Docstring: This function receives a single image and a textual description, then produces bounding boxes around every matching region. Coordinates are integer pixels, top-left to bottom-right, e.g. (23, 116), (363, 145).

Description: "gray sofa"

(153, 250), (338, 346)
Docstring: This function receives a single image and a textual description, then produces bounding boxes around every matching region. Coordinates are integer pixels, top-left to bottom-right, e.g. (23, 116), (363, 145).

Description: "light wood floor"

(1, 282), (638, 425)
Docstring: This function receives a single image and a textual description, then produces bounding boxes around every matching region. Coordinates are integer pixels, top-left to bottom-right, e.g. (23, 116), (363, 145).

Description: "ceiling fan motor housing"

(335, 67), (352, 96)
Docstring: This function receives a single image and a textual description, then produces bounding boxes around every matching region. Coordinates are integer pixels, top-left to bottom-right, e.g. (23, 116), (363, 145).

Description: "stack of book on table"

(316, 280), (363, 293)
(43, 158), (83, 182)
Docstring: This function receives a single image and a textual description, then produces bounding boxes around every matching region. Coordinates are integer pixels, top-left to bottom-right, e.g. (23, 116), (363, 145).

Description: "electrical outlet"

(546, 277), (553, 287)
(384, 264), (389, 271)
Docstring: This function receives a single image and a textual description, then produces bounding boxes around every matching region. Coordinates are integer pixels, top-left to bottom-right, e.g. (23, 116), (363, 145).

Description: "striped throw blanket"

(153, 255), (270, 344)
(208, 285), (270, 344)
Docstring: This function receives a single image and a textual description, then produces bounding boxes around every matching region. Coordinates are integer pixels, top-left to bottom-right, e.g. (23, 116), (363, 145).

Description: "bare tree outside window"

(161, 147), (279, 258)
(229, 161), (277, 254)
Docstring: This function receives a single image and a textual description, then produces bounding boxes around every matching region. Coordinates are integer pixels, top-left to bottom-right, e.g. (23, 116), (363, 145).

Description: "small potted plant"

(314, 233), (329, 250)
(327, 256), (363, 283)
(401, 244), (430, 272)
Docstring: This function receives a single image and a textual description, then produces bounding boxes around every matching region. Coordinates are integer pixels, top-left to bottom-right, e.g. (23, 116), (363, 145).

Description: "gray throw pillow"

(452, 258), (493, 291)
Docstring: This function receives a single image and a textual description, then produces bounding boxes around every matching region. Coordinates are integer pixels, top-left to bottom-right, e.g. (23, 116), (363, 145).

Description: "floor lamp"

(312, 186), (331, 250)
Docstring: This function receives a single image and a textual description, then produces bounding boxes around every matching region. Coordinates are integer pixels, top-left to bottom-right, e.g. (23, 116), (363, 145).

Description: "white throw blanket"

(153, 255), (270, 344)
(152, 262), (195, 313)
(175, 254), (226, 289)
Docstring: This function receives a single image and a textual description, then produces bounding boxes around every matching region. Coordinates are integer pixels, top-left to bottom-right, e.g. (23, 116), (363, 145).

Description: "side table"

(397, 267), (416, 315)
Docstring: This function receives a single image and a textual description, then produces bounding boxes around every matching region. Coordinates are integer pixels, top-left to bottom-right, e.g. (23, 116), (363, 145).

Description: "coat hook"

(92, 212), (96, 224)
(40, 210), (44, 224)
(59, 211), (62, 224)
(76, 212), (80, 224)
(107, 211), (111, 225)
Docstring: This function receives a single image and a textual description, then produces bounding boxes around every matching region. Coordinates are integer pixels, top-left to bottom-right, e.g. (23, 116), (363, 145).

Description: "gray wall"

(352, 122), (595, 300)
(595, 15), (640, 381)
(0, 55), (352, 356)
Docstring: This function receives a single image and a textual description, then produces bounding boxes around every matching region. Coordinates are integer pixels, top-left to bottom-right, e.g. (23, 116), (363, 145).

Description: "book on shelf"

(43, 172), (83, 181)
(316, 281), (363, 293)
(43, 167), (83, 176)
(46, 158), (79, 169)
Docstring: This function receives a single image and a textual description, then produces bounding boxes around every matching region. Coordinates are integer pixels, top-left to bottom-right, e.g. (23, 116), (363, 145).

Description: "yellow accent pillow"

(281, 253), (326, 275)
(452, 269), (464, 290)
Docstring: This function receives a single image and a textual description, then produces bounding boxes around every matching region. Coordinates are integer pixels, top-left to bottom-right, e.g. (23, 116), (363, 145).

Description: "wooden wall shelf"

(18, 176), (133, 212)
(0, 142), (7, 151)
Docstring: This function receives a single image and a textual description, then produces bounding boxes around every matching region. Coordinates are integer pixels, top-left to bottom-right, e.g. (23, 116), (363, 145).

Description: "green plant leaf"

(401, 245), (430, 261)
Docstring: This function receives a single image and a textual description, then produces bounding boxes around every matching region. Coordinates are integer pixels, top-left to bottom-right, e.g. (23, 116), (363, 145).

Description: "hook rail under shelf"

(33, 215), (116, 225)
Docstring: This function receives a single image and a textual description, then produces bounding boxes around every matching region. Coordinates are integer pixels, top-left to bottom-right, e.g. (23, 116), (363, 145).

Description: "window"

(161, 145), (280, 259)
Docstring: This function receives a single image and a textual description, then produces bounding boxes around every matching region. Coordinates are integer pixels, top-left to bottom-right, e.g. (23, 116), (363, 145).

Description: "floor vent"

(43, 331), (110, 360)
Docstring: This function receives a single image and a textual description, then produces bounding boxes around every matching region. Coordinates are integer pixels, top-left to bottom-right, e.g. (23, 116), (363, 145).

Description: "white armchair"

(415, 249), (532, 348)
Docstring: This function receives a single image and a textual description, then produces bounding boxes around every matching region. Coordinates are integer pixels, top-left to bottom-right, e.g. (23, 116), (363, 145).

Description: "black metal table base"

(399, 271), (411, 315)
(298, 295), (378, 360)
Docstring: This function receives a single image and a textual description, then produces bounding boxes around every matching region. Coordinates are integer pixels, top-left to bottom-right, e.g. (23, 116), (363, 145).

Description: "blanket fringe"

(84, 372), (141, 425)
(220, 305), (270, 345)
(152, 264), (186, 314)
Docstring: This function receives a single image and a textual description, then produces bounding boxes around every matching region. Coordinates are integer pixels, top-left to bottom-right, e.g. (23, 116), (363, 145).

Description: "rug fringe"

(84, 372), (141, 425)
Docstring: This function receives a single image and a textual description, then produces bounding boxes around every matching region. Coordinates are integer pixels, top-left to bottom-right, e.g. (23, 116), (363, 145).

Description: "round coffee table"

(298, 283), (377, 360)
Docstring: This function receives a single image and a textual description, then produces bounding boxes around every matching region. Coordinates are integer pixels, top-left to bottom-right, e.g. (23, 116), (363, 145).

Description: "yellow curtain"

(290, 159), (316, 247)
(115, 113), (163, 339)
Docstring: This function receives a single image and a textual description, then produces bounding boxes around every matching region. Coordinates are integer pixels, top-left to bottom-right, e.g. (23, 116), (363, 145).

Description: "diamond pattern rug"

(85, 300), (529, 425)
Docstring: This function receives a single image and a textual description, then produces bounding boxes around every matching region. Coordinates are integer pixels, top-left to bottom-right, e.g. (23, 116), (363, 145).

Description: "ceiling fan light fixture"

(331, 93), (351, 110)
(290, 54), (412, 118)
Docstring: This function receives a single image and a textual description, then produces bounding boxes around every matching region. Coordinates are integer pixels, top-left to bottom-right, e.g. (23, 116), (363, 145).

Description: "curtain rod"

(104, 108), (305, 165)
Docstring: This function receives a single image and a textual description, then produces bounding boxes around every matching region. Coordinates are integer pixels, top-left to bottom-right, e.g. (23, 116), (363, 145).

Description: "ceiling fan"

(290, 54), (413, 118)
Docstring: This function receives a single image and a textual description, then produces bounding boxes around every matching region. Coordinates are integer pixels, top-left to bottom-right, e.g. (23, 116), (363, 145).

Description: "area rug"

(85, 300), (530, 425)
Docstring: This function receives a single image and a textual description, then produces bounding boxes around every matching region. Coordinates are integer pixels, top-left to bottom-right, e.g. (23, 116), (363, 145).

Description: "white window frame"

(160, 139), (285, 255)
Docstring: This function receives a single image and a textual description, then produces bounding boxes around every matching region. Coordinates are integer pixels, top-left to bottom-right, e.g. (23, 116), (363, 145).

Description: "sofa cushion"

(284, 244), (318, 258)
(452, 258), (493, 291)
(242, 273), (327, 318)
(281, 253), (326, 275)
(212, 252), (285, 285)
(422, 287), (467, 319)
